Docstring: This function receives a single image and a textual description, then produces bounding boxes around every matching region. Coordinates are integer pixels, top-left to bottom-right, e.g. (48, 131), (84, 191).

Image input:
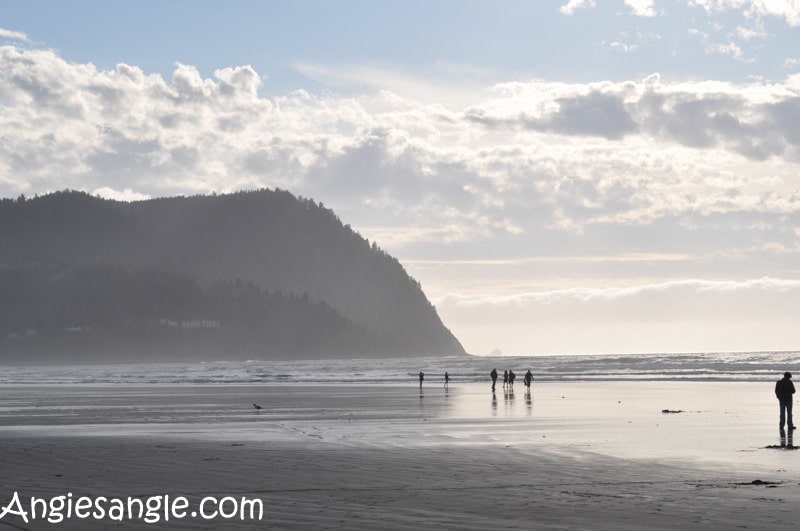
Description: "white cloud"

(559, 0), (596, 15)
(689, 0), (800, 26)
(92, 187), (151, 202)
(736, 24), (766, 40)
(608, 40), (639, 53)
(1, 44), (800, 259)
(606, 30), (663, 53)
(560, 0), (656, 17)
(705, 41), (747, 60)
(293, 62), (489, 107)
(0, 28), (29, 42)
(437, 277), (800, 307)
(625, 0), (658, 17)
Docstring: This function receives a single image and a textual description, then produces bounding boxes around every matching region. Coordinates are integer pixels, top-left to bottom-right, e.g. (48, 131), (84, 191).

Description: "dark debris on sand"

(736, 479), (782, 486)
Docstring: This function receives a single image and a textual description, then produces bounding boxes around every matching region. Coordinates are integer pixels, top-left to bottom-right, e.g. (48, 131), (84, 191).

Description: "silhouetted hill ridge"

(0, 190), (465, 361)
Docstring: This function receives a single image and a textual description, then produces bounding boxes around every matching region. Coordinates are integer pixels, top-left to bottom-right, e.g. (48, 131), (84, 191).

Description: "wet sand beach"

(1, 382), (798, 529)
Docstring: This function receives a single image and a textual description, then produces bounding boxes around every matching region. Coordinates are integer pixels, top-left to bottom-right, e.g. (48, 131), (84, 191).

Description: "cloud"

(406, 253), (698, 267)
(736, 24), (766, 40)
(533, 90), (639, 139)
(604, 30), (663, 54)
(293, 62), (490, 107)
(559, 0), (596, 15)
(465, 76), (800, 164)
(689, 0), (800, 26)
(705, 41), (748, 61)
(560, 0), (656, 17)
(437, 277), (800, 307)
(429, 275), (800, 354)
(625, 0), (658, 17)
(92, 187), (151, 202)
(607, 40), (639, 53)
(1, 43), (800, 262)
(463, 88), (641, 140)
(0, 28), (29, 42)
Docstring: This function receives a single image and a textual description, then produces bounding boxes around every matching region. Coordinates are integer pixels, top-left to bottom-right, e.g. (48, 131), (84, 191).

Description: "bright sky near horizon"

(2, 0), (799, 356)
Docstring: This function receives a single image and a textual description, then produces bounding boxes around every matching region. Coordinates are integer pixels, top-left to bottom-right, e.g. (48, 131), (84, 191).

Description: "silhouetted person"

(490, 368), (498, 391)
(444, 372), (450, 388)
(503, 370), (509, 389)
(776, 371), (796, 432)
(508, 370), (515, 389)
(524, 369), (533, 389)
(253, 403), (262, 410)
(419, 371), (424, 388)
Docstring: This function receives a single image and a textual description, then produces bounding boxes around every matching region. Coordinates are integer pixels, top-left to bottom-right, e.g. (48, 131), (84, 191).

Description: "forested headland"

(0, 190), (466, 362)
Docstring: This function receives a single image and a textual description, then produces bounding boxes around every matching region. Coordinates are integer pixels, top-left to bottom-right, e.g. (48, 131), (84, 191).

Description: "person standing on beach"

(419, 371), (424, 388)
(775, 371), (796, 432)
(490, 368), (498, 391)
(524, 369), (533, 390)
(444, 372), (450, 388)
(508, 370), (516, 389)
(503, 370), (509, 389)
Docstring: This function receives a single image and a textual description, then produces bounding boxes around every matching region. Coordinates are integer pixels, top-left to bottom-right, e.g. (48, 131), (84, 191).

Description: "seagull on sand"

(253, 403), (262, 410)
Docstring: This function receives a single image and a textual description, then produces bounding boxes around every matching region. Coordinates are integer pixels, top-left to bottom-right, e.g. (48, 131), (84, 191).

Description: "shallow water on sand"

(0, 381), (794, 474)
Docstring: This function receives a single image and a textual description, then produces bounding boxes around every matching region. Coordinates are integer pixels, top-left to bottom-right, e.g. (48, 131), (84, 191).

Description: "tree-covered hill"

(0, 190), (466, 362)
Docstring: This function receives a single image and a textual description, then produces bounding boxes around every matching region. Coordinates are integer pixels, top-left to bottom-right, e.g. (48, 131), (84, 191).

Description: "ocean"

(1, 351), (798, 385)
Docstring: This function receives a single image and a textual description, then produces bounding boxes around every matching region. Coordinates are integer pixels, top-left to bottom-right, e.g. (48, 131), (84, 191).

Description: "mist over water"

(2, 351), (798, 385)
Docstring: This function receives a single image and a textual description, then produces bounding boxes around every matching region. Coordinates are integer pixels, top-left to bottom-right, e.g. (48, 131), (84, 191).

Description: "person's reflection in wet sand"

(504, 387), (515, 415)
(525, 390), (533, 416)
(780, 428), (794, 448)
(491, 391), (497, 416)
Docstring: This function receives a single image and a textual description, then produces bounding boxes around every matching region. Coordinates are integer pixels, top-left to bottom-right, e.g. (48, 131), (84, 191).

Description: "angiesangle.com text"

(0, 491), (264, 524)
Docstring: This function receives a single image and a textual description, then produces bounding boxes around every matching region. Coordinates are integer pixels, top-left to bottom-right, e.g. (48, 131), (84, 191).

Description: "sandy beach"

(1, 382), (798, 529)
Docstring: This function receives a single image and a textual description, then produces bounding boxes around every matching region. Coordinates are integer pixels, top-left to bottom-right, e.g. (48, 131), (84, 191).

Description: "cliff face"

(0, 190), (466, 362)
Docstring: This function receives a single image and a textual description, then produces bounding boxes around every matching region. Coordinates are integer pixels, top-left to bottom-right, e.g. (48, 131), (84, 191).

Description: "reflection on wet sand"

(504, 388), (515, 416)
(779, 428), (794, 448)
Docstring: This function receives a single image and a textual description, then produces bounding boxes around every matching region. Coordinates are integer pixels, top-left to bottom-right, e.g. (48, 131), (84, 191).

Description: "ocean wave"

(0, 351), (798, 385)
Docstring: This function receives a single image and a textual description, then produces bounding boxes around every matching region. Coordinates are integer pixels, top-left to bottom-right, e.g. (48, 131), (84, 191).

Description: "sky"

(1, 0), (799, 356)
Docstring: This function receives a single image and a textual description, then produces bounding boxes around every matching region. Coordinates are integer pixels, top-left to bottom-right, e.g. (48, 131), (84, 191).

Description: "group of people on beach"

(489, 368), (533, 392)
(417, 369), (533, 392)
(417, 369), (796, 428)
(418, 371), (451, 388)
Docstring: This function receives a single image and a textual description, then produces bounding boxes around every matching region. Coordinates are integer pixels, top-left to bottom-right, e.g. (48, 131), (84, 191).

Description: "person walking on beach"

(524, 369), (533, 390)
(508, 370), (516, 389)
(503, 370), (509, 389)
(776, 371), (796, 432)
(419, 371), (425, 388)
(490, 368), (498, 391)
(444, 372), (450, 388)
